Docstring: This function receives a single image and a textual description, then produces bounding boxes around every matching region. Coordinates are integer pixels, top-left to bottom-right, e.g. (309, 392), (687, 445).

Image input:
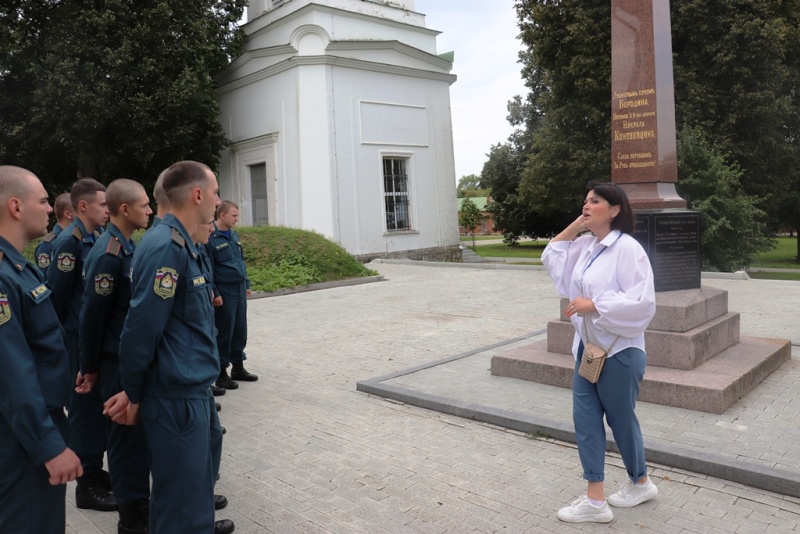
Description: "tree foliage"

(677, 127), (774, 271)
(458, 197), (483, 235)
(0, 0), (247, 193)
(498, 0), (800, 265)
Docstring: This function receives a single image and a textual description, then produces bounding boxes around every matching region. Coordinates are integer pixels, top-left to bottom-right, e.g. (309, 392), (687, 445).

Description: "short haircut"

(162, 161), (210, 206)
(217, 200), (239, 216)
(587, 182), (635, 235)
(0, 165), (35, 204)
(54, 193), (72, 219)
(153, 168), (170, 208)
(106, 179), (145, 216)
(70, 178), (106, 210)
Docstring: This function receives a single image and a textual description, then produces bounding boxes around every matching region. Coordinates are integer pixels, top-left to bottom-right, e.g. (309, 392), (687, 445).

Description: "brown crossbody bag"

(578, 320), (620, 383)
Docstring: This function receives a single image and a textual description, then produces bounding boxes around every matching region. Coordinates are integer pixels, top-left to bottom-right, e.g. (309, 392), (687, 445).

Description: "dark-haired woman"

(541, 183), (657, 523)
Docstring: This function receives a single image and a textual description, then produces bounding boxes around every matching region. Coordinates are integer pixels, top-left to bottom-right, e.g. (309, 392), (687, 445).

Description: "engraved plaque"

(633, 210), (701, 292)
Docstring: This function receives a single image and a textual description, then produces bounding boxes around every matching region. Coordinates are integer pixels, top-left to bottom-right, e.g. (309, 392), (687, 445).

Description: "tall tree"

(0, 0), (246, 192)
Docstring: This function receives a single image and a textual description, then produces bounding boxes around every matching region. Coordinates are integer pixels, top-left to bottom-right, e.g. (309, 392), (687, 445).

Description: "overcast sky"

(414, 0), (527, 180)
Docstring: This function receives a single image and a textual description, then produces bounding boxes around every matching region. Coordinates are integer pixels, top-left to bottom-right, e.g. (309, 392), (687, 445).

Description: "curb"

(248, 275), (384, 300)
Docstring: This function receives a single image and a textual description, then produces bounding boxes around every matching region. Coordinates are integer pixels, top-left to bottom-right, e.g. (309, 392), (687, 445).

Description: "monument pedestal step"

(490, 336), (791, 414)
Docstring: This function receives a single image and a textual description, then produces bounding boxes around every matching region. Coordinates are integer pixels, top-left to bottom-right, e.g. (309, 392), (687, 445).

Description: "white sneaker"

(607, 479), (658, 508)
(557, 495), (614, 523)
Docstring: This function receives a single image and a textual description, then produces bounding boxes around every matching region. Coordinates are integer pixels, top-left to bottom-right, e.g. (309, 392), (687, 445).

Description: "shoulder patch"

(171, 228), (186, 248)
(57, 252), (76, 272)
(0, 293), (10, 326)
(72, 226), (83, 240)
(41, 231), (58, 243)
(37, 252), (51, 268)
(94, 273), (114, 296)
(105, 238), (122, 256)
(153, 267), (179, 299)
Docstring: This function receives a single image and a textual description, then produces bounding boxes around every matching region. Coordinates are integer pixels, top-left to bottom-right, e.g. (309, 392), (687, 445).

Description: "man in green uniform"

(0, 165), (83, 533)
(46, 178), (115, 511)
(34, 192), (73, 275)
(113, 161), (233, 534)
(78, 179), (152, 533)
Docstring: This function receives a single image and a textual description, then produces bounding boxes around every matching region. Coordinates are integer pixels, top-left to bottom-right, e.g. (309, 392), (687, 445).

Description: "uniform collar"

(71, 218), (97, 244)
(106, 223), (135, 255)
(161, 214), (198, 256)
(0, 235), (31, 272)
(53, 224), (64, 235)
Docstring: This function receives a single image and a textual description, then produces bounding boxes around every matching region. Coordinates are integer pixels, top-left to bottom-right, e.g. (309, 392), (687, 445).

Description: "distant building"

(216, 0), (461, 261)
(458, 197), (497, 236)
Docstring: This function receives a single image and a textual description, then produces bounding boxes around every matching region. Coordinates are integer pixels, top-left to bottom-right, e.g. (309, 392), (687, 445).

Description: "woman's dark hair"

(586, 182), (635, 234)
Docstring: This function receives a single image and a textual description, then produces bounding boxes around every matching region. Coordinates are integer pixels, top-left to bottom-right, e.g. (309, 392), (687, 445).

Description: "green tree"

(458, 197), (483, 248)
(456, 174), (482, 197)
(0, 0), (246, 192)
(677, 127), (774, 271)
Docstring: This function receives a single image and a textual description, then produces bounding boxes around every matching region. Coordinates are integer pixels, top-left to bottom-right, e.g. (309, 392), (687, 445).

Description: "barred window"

(382, 157), (411, 232)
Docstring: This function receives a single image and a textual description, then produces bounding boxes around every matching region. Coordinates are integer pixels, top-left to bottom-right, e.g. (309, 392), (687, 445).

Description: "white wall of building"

(217, 0), (459, 258)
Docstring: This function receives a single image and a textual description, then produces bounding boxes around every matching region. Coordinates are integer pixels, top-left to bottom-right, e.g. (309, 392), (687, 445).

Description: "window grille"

(382, 157), (411, 231)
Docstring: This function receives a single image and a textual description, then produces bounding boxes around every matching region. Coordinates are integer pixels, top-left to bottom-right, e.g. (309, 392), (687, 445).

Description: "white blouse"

(541, 230), (656, 360)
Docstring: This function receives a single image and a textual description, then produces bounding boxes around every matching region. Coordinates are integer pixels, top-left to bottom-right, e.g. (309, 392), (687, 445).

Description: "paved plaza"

(68, 261), (800, 533)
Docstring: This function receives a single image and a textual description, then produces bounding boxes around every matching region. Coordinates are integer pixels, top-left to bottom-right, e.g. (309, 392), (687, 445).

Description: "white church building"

(215, 0), (461, 261)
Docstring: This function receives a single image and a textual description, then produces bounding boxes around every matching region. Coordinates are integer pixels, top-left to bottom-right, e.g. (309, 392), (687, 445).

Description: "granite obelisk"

(611, 0), (700, 292)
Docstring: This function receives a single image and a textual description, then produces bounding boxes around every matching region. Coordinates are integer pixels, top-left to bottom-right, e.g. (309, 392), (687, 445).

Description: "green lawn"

(748, 271), (800, 281)
(460, 235), (504, 241)
(472, 240), (548, 258)
(749, 237), (800, 268)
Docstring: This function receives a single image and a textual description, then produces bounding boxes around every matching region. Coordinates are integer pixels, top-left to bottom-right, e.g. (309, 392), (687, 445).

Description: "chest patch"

(191, 275), (206, 288)
(57, 252), (76, 272)
(0, 293), (10, 326)
(153, 267), (179, 299)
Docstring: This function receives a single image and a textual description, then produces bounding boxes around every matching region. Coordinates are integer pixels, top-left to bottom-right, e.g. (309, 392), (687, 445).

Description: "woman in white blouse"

(541, 183), (657, 523)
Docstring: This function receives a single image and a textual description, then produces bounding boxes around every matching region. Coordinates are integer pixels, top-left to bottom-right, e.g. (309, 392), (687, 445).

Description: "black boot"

(216, 368), (239, 390)
(230, 362), (258, 382)
(214, 519), (235, 534)
(76, 474), (118, 511)
(118, 499), (149, 534)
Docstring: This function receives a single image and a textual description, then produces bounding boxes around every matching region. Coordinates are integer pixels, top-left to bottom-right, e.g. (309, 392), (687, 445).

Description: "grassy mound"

(237, 226), (376, 292)
(23, 225), (377, 293)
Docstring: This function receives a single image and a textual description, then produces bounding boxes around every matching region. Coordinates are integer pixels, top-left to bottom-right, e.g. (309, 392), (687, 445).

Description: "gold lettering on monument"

(612, 87), (658, 171)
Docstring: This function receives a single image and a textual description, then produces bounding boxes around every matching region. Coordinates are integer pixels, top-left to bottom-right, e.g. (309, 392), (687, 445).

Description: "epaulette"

(171, 228), (186, 248)
(105, 237), (122, 256)
(41, 231), (58, 243)
(72, 226), (83, 240)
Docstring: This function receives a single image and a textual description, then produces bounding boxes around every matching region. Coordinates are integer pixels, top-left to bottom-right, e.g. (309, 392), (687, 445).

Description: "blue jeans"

(572, 344), (648, 483)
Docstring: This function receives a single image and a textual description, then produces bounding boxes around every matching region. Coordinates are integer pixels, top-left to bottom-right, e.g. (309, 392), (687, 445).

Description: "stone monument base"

(490, 286), (791, 414)
(491, 337), (790, 414)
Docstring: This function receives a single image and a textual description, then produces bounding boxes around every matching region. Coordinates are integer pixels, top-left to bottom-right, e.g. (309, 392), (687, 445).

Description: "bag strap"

(582, 319), (621, 353)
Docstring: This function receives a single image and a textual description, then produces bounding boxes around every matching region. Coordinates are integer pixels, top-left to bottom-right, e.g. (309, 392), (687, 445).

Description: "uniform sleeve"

(118, 243), (184, 404)
(204, 244), (216, 294)
(541, 236), (591, 298)
(592, 238), (656, 338)
(46, 237), (79, 324)
(0, 280), (67, 464)
(79, 253), (119, 374)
